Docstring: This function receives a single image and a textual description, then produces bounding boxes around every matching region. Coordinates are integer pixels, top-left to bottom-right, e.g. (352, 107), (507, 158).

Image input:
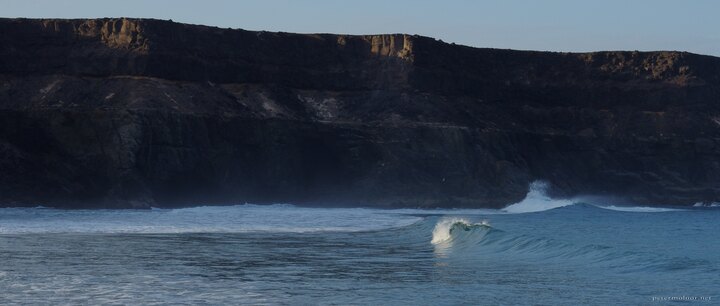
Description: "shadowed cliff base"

(1, 18), (719, 208)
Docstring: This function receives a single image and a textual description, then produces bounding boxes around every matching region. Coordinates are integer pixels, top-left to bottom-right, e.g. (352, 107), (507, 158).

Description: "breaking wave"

(501, 181), (686, 214)
(0, 182), (691, 235)
(431, 218), (491, 244)
(426, 216), (706, 272)
(501, 181), (575, 213)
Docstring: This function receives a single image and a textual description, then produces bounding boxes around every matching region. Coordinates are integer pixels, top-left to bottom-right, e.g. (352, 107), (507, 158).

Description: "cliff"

(1, 18), (719, 208)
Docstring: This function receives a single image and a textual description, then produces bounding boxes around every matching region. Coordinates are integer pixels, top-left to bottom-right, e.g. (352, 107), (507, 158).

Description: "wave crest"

(501, 181), (686, 214)
(598, 205), (685, 212)
(502, 181), (575, 213)
(431, 218), (490, 244)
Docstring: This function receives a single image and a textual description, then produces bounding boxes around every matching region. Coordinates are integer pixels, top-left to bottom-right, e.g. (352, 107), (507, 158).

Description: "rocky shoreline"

(1, 18), (719, 208)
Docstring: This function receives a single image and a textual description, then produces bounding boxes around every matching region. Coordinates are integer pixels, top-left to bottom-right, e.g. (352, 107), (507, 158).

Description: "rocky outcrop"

(1, 18), (719, 208)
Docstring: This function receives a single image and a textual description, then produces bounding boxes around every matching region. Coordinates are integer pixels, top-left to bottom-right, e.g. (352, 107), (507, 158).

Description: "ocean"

(1, 185), (718, 305)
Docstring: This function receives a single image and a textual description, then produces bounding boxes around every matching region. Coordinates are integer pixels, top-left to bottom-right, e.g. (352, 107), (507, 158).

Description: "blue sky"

(2, 0), (718, 56)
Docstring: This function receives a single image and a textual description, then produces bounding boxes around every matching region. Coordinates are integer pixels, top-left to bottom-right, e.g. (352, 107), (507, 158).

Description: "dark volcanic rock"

(1, 18), (719, 208)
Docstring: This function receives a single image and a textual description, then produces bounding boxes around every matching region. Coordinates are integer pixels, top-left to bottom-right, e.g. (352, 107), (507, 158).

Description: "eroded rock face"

(1, 18), (719, 208)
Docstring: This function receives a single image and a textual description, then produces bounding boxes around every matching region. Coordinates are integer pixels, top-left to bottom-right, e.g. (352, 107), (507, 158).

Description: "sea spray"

(502, 181), (688, 213)
(502, 181), (575, 213)
(431, 218), (490, 244)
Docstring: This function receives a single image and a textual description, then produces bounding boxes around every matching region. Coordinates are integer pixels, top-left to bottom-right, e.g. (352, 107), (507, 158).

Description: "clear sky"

(2, 0), (719, 56)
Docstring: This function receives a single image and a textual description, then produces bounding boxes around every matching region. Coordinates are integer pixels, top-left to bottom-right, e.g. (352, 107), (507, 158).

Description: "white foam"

(0, 204), (422, 234)
(497, 181), (684, 214)
(693, 202), (720, 207)
(598, 205), (685, 212)
(501, 181), (575, 213)
(431, 218), (468, 244)
(431, 218), (489, 244)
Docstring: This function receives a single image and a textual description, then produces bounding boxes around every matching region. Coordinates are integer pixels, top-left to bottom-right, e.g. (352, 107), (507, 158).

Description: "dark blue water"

(1, 201), (718, 305)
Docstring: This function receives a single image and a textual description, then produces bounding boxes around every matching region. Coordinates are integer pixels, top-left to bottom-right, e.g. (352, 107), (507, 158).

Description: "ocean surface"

(1, 184), (718, 305)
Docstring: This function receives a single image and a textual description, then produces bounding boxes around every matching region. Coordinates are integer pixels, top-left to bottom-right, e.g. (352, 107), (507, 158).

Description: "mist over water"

(1, 187), (718, 304)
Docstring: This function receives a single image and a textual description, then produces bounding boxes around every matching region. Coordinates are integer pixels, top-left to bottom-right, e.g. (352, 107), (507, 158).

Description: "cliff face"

(1, 18), (719, 208)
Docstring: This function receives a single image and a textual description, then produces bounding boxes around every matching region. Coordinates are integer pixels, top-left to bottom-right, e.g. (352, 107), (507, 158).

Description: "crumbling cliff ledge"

(1, 18), (719, 208)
